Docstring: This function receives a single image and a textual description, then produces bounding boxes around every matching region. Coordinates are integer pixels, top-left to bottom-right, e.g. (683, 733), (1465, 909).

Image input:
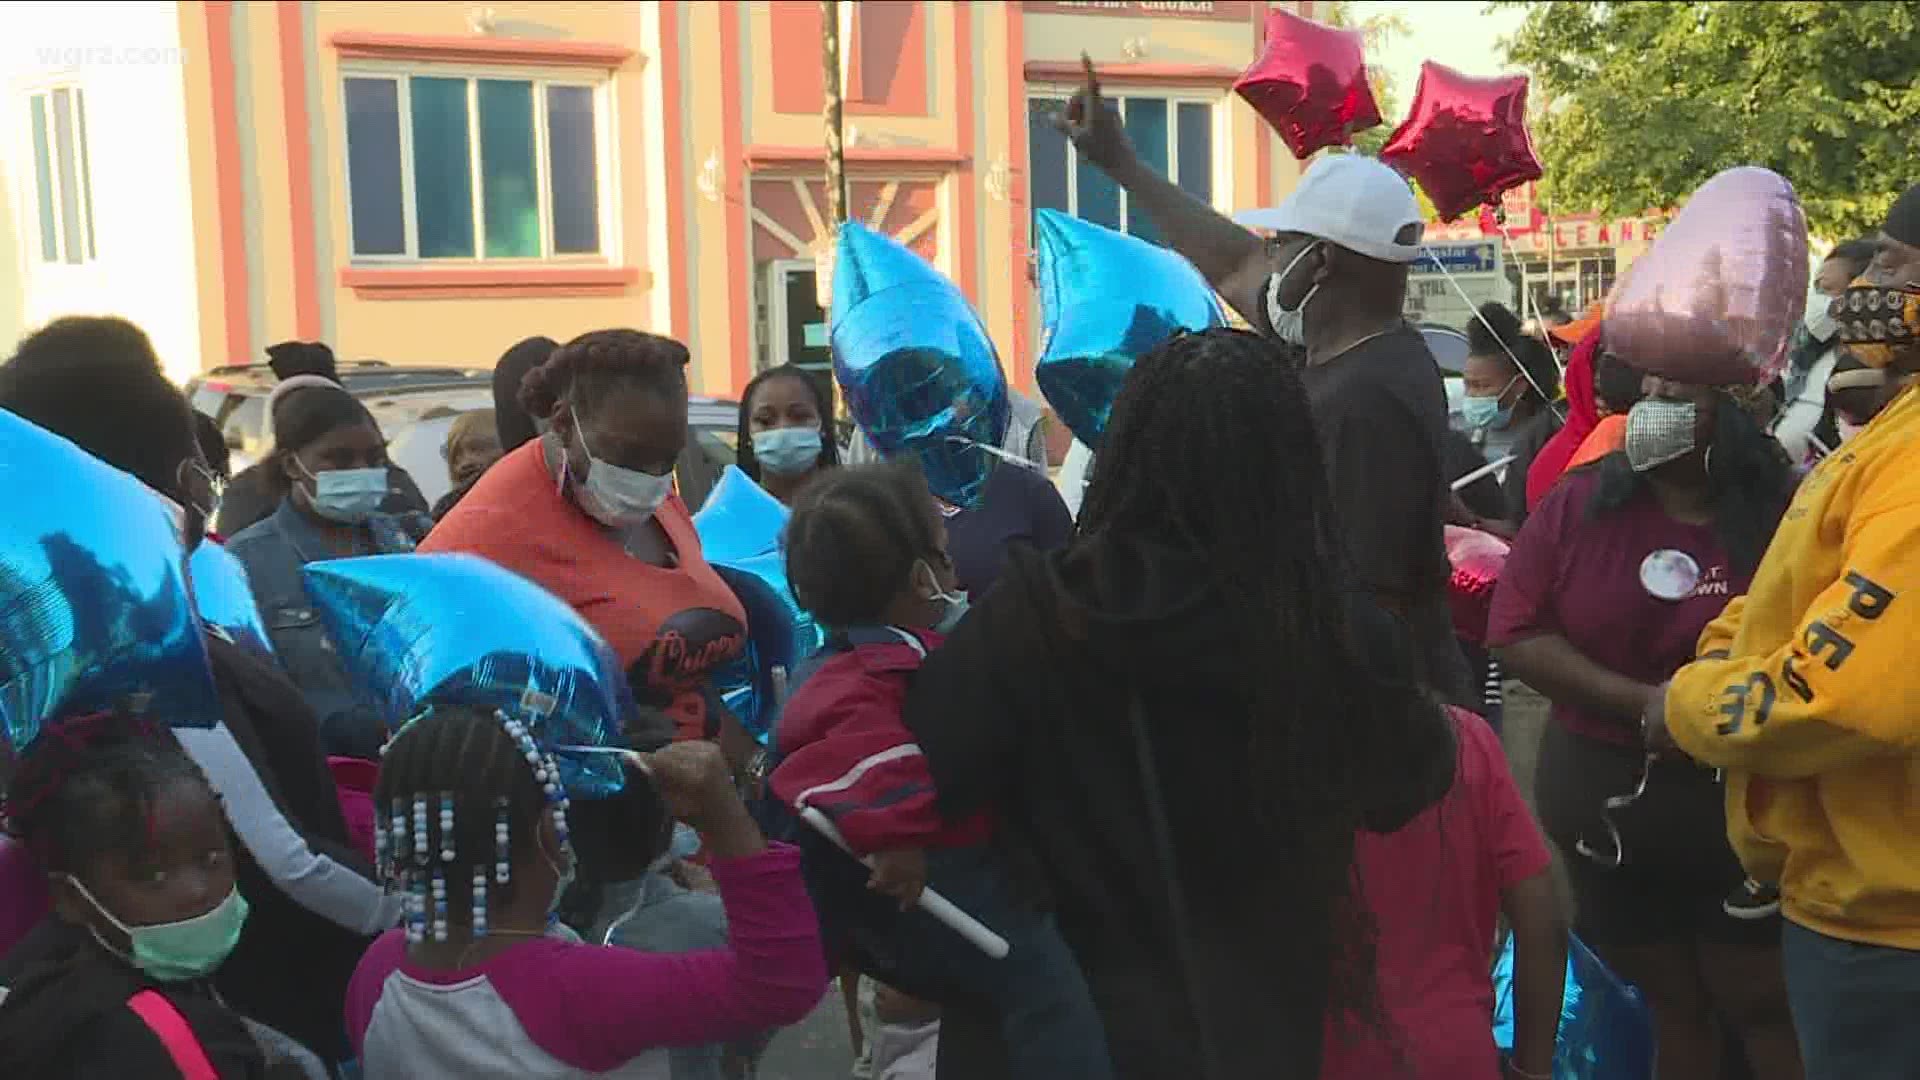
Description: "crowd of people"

(0, 51), (1917, 1080)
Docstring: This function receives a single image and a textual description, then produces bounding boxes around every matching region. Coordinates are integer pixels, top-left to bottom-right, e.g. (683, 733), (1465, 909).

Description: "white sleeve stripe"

(792, 743), (926, 809)
(176, 724), (401, 934)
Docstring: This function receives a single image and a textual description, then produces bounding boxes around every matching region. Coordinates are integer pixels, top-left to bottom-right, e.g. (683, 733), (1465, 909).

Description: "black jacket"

(203, 632), (379, 1061)
(905, 538), (1455, 1080)
(0, 919), (269, 1078)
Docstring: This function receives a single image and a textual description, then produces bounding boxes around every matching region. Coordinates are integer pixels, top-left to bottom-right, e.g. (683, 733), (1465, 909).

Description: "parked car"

(1419, 323), (1472, 433)
(186, 361), (491, 472)
(385, 394), (744, 511)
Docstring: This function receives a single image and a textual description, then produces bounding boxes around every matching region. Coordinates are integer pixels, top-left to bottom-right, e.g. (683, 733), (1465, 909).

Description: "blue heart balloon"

(831, 221), (1010, 508)
(692, 467), (823, 745)
(1493, 932), (1653, 1079)
(0, 409), (219, 757)
(302, 553), (636, 797)
(1033, 209), (1225, 449)
(189, 543), (274, 658)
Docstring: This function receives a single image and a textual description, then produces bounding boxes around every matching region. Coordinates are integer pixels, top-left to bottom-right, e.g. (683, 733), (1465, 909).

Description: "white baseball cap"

(1234, 154), (1425, 264)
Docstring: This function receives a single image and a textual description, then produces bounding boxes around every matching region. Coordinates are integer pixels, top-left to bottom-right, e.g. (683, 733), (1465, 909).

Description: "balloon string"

(1420, 248), (1565, 424)
(1493, 220), (1569, 378)
(943, 435), (1050, 475)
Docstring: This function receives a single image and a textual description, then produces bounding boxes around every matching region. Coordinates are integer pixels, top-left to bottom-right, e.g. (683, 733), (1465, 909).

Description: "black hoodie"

(0, 918), (268, 1078)
(905, 536), (1456, 1079)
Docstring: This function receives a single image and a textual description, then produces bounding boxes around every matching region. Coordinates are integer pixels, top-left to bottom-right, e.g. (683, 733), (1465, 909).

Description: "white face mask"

(299, 460), (388, 524)
(567, 410), (673, 527)
(1836, 416), (1866, 444)
(1264, 240), (1323, 348)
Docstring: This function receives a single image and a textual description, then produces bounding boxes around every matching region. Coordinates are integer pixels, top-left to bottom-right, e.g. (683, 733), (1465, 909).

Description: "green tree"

(1318, 1), (1410, 158)
(1497, 0), (1920, 240)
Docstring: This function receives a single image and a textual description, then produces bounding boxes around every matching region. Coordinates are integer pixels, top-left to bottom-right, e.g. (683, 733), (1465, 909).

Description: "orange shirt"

(1567, 414), (1627, 471)
(420, 441), (747, 740)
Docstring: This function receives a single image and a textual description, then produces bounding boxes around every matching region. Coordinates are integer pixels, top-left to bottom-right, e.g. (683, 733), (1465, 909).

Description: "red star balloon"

(1234, 7), (1382, 161)
(1381, 62), (1542, 222)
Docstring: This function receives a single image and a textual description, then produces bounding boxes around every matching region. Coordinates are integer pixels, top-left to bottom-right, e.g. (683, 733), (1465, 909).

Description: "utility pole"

(822, 1), (848, 234)
(818, 1), (848, 415)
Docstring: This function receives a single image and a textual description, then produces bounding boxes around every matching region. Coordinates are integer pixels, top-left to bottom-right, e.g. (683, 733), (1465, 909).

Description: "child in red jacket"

(773, 461), (1112, 1080)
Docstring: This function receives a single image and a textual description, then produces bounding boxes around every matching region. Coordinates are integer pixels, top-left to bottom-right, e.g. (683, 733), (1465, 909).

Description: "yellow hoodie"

(1667, 382), (1920, 949)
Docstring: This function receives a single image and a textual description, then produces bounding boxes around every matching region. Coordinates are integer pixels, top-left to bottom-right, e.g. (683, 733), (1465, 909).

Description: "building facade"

(1420, 180), (1670, 327)
(2, 0), (1308, 395)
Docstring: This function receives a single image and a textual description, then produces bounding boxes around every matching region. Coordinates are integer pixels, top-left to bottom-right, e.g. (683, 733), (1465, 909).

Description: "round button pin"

(1640, 549), (1702, 601)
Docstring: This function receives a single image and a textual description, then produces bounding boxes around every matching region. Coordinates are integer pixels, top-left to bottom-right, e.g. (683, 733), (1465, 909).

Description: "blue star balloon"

(189, 543), (273, 658)
(302, 553), (636, 797)
(0, 410), (219, 757)
(1493, 932), (1653, 1079)
(831, 221), (1010, 508)
(1033, 209), (1225, 449)
(693, 467), (823, 745)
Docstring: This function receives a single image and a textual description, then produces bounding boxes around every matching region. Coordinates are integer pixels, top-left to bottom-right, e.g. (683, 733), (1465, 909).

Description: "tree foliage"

(1318, 1), (1410, 158)
(1497, 1), (1920, 240)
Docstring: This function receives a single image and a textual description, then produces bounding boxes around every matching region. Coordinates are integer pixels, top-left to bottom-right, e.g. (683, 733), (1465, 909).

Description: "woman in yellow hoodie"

(1656, 183), (1920, 1080)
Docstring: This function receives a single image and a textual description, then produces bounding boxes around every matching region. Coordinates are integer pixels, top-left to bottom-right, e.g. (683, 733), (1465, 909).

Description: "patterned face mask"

(1831, 279), (1920, 370)
(1624, 399), (1699, 473)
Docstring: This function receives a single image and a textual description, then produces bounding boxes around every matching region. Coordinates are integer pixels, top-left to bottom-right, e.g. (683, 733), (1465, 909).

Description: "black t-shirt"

(945, 460), (1075, 598)
(1300, 324), (1474, 706)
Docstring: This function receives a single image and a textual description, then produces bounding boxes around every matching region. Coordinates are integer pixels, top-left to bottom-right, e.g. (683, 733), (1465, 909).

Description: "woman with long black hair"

(903, 328), (1458, 1078)
(735, 363), (839, 505)
(1492, 377), (1802, 1080)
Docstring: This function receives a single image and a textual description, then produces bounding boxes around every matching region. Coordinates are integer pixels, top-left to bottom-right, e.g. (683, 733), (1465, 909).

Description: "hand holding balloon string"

(583, 741), (768, 860)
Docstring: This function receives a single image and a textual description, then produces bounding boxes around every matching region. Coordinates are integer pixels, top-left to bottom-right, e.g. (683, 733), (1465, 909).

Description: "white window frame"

(338, 61), (620, 266)
(764, 258), (834, 373)
(24, 83), (97, 265)
(1026, 86), (1231, 230)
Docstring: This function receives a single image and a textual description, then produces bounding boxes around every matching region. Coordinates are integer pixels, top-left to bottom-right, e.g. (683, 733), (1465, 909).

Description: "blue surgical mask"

(300, 461), (389, 524)
(752, 427), (823, 476)
(569, 409), (674, 528)
(1461, 395), (1513, 431)
(67, 876), (249, 982)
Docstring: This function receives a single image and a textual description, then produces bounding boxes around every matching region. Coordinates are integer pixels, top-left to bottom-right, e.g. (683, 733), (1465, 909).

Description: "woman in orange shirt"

(422, 330), (748, 747)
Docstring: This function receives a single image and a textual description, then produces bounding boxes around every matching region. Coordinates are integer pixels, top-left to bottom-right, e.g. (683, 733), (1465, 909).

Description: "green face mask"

(66, 876), (250, 982)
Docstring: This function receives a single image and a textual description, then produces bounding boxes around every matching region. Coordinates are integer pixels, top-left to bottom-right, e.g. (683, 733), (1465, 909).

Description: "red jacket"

(770, 627), (992, 855)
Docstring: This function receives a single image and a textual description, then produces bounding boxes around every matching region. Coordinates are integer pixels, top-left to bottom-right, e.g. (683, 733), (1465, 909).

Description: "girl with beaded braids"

(903, 328), (1460, 1078)
(343, 705), (826, 1077)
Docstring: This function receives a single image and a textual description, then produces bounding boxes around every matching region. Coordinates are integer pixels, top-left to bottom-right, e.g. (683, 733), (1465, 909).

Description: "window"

(27, 87), (96, 263)
(342, 71), (608, 261)
(1027, 93), (1216, 245)
(1576, 255), (1617, 311)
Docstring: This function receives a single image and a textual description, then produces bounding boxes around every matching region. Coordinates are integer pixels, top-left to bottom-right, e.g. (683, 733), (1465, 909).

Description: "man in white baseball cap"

(1052, 55), (1473, 709)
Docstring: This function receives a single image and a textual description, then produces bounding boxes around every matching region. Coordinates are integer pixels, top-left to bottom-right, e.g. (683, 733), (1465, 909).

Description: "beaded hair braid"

(372, 705), (571, 943)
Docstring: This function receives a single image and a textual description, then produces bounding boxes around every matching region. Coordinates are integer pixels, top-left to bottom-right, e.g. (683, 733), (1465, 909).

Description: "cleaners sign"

(1405, 241), (1506, 330)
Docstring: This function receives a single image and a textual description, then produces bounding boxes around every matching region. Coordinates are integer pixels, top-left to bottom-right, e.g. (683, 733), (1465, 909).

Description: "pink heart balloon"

(1602, 167), (1809, 386)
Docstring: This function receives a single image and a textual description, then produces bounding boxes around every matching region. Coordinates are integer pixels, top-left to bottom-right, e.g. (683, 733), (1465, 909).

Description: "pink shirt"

(344, 844), (825, 1077)
(1320, 709), (1552, 1080)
